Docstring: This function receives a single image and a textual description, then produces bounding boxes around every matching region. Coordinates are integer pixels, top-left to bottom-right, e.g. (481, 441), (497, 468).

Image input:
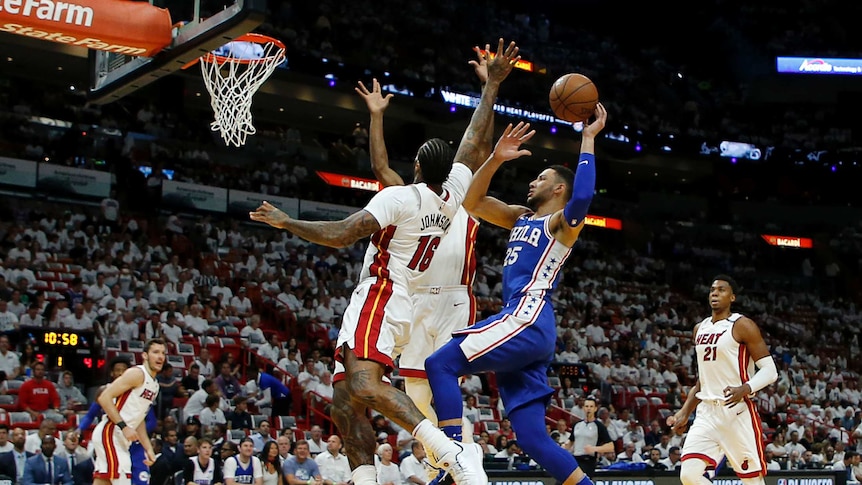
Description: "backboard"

(87, 0), (266, 104)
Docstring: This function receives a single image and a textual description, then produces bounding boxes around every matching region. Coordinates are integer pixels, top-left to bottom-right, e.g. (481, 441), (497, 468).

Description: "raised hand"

(355, 79), (393, 115)
(486, 38), (520, 85)
(492, 122), (536, 162)
(468, 45), (488, 85)
(249, 201), (290, 230)
(582, 102), (608, 139)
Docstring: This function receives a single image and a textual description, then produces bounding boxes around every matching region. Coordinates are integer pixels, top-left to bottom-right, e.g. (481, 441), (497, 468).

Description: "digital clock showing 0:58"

(43, 332), (80, 346)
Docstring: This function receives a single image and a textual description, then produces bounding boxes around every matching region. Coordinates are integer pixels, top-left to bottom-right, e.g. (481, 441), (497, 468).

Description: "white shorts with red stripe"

(333, 278), (411, 382)
(92, 418), (132, 485)
(399, 285), (475, 379)
(681, 398), (767, 478)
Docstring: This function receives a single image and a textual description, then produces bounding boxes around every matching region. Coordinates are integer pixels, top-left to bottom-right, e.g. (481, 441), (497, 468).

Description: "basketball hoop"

(199, 33), (285, 147)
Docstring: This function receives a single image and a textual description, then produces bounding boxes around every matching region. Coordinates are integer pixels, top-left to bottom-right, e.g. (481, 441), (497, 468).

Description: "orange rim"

(200, 33), (286, 65)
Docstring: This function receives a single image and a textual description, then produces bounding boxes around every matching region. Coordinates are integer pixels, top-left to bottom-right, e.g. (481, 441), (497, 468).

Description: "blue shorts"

(130, 443), (149, 485)
(450, 292), (556, 412)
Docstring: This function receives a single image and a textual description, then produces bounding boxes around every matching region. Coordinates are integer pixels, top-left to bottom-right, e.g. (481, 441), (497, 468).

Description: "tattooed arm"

(250, 202), (381, 248)
(454, 38), (520, 173)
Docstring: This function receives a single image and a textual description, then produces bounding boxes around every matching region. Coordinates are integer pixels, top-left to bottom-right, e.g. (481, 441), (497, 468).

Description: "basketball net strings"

(201, 42), (284, 147)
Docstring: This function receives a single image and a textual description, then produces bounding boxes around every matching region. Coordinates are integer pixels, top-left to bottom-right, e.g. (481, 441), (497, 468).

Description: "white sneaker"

(434, 442), (487, 485)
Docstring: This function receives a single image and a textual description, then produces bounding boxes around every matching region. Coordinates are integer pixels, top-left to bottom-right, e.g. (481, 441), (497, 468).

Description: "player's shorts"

(681, 398), (767, 478)
(399, 285), (476, 378)
(448, 291), (556, 413)
(130, 443), (150, 485)
(92, 419), (132, 485)
(333, 278), (411, 383)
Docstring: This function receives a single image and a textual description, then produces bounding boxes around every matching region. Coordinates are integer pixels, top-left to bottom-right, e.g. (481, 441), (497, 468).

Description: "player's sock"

(425, 340), (470, 423)
(351, 465), (377, 485)
(441, 425), (462, 441)
(577, 475), (594, 485)
(462, 417), (475, 444)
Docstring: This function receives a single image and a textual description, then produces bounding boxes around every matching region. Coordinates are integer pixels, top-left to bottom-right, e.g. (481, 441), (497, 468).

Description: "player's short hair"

(144, 338), (166, 352)
(712, 274), (739, 294)
(548, 165), (574, 199)
(415, 138), (454, 185)
(583, 396), (599, 407)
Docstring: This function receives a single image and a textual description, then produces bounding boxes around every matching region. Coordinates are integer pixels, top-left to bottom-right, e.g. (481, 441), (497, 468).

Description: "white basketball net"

(200, 40), (285, 147)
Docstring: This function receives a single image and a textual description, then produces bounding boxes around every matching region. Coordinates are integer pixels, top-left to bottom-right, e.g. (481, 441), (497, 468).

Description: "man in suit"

(0, 427), (33, 483)
(55, 432), (91, 485)
(21, 435), (72, 485)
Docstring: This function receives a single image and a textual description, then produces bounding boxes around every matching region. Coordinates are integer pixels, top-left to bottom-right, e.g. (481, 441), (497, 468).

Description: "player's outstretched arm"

(250, 202), (381, 248)
(463, 122), (534, 229)
(468, 45), (496, 164)
(454, 38), (520, 173)
(356, 79), (403, 187)
(97, 366), (145, 442)
(549, 103), (607, 247)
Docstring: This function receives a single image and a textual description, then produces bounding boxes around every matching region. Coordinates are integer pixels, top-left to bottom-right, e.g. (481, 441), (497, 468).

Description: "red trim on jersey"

(460, 217), (479, 286)
(441, 190), (450, 202)
(467, 291), (477, 326)
(95, 422), (119, 479)
(738, 344), (751, 382)
(115, 388), (132, 412)
(681, 453), (717, 468)
(743, 397), (768, 476)
(398, 369), (427, 379)
(369, 226), (396, 280)
(737, 471), (763, 479)
(356, 278), (395, 361)
(519, 239), (556, 294)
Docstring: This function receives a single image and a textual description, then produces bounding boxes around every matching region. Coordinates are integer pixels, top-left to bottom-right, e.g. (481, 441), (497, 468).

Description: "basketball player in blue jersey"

(668, 275), (777, 485)
(424, 102), (607, 485)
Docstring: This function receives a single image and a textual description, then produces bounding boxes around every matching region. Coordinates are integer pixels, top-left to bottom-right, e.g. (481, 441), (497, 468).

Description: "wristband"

(116, 421), (127, 430)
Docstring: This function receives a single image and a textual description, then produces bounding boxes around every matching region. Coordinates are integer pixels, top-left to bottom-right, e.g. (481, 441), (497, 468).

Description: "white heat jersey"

(358, 163), (472, 293)
(115, 364), (159, 429)
(415, 207), (478, 289)
(694, 313), (754, 401)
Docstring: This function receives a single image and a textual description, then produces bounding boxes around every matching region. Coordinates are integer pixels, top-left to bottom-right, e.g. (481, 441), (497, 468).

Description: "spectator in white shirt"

(0, 301), (16, 334)
(18, 304), (43, 327)
(315, 435), (351, 485)
(126, 288), (151, 313)
(100, 285), (127, 312)
(116, 312), (141, 342)
(0, 336), (20, 379)
(86, 273), (111, 302)
(195, 348), (215, 378)
(240, 315), (267, 347)
(211, 277), (233, 301)
(199, 394), (227, 427)
(8, 258), (36, 286)
(161, 255), (183, 283)
(6, 292), (26, 318)
(184, 304), (210, 336)
(160, 300), (186, 325)
(8, 241), (31, 262)
(399, 441), (430, 485)
(258, 334), (282, 363)
(463, 395), (481, 424)
(275, 286), (301, 313)
(62, 304), (92, 330)
(161, 312), (184, 347)
(460, 374), (483, 396)
(229, 288), (253, 319)
(96, 256), (120, 287)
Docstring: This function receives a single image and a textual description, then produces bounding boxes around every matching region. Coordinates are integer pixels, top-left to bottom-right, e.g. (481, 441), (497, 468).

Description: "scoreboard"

(21, 327), (102, 387)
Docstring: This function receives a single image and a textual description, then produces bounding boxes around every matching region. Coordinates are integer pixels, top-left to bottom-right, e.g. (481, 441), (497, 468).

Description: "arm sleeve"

(78, 402), (103, 431)
(563, 153), (596, 227)
(746, 356), (778, 394)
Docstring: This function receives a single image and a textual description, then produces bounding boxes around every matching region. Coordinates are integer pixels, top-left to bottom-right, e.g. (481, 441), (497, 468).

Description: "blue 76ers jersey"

(501, 214), (572, 302)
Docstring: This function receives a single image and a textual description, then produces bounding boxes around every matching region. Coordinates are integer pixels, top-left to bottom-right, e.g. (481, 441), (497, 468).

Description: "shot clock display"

(21, 327), (98, 387)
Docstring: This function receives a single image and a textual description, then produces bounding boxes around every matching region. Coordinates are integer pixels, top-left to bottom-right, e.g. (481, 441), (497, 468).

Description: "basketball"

(549, 73), (599, 123)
